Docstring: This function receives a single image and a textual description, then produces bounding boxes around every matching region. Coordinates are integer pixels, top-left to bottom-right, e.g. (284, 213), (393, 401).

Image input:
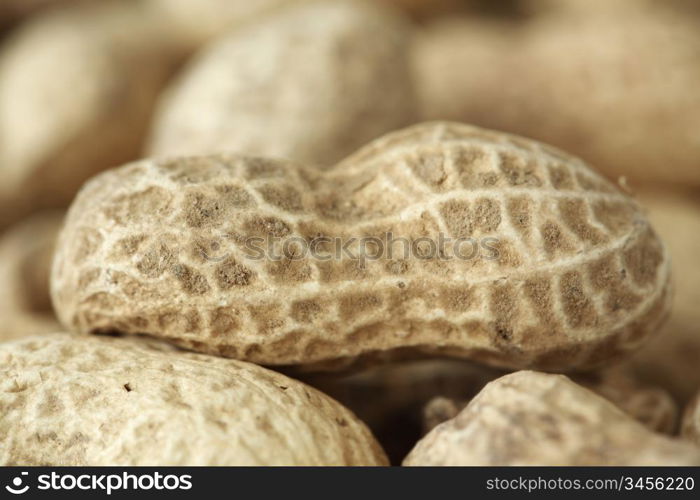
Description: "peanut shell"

(404, 371), (700, 466)
(148, 0), (416, 167)
(0, 0), (179, 228)
(422, 367), (679, 434)
(52, 122), (671, 371)
(413, 4), (700, 187)
(0, 333), (387, 466)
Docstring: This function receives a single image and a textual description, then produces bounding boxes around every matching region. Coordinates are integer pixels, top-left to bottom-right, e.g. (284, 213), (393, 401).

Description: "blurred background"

(0, 0), (698, 463)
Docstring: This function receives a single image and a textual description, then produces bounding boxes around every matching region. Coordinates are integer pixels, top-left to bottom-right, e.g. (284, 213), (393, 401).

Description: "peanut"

(0, 0), (180, 229)
(404, 371), (700, 466)
(0, 211), (63, 341)
(422, 367), (679, 434)
(413, 3), (700, 187)
(146, 0), (471, 45)
(422, 396), (462, 435)
(147, 0), (416, 167)
(0, 333), (387, 466)
(52, 122), (671, 371)
(574, 368), (678, 434)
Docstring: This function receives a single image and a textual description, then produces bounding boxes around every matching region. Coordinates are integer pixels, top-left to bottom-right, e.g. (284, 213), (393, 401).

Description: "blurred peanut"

(148, 0), (416, 167)
(0, 211), (63, 341)
(413, 4), (700, 187)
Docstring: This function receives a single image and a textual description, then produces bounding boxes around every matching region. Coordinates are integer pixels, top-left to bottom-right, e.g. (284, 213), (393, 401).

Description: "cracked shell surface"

(404, 371), (700, 466)
(148, 0), (416, 167)
(52, 122), (671, 371)
(0, 334), (387, 466)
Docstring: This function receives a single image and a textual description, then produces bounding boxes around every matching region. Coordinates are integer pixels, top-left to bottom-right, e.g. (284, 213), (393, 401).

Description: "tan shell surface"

(404, 371), (700, 466)
(574, 368), (678, 434)
(148, 0), (416, 167)
(413, 4), (700, 187)
(0, 333), (387, 466)
(0, 0), (179, 228)
(421, 367), (679, 435)
(0, 212), (63, 341)
(52, 122), (671, 371)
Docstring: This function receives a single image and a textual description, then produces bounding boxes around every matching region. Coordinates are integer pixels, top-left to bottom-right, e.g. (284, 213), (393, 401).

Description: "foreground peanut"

(0, 0), (180, 229)
(422, 367), (679, 434)
(148, 0), (416, 167)
(404, 371), (700, 466)
(413, 3), (700, 187)
(0, 212), (63, 341)
(0, 334), (387, 466)
(52, 122), (671, 371)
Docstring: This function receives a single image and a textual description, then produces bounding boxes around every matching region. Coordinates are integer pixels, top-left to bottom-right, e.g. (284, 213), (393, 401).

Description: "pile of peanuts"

(1, 0), (700, 466)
